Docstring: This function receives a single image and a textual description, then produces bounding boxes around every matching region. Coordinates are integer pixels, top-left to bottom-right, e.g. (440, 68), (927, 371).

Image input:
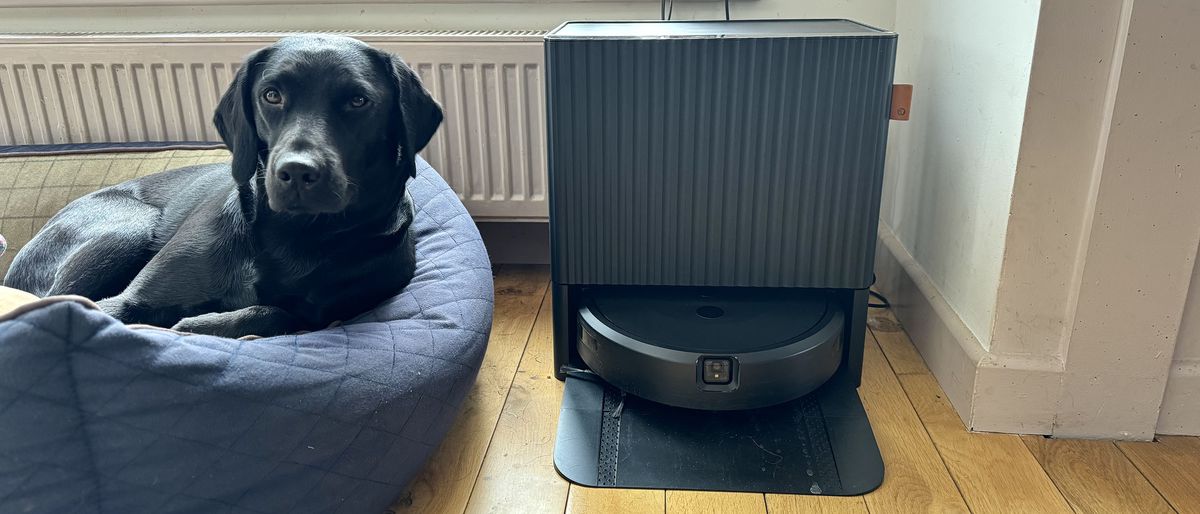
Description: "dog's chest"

(224, 261), (262, 308)
(252, 251), (330, 299)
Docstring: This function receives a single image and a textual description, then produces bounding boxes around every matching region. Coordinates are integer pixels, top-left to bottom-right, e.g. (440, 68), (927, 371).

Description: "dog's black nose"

(274, 156), (325, 188)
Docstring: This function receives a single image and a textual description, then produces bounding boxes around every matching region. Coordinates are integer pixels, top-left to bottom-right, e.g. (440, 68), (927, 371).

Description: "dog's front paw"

(96, 297), (136, 323)
(172, 312), (233, 336)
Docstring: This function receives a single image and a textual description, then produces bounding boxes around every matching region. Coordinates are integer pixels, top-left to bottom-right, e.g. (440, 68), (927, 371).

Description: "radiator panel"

(0, 33), (547, 219)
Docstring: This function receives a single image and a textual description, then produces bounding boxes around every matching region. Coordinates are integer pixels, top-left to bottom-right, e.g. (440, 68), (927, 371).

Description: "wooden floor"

(396, 265), (1200, 514)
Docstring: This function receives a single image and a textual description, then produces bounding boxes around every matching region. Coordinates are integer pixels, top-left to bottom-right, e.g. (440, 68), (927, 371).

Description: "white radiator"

(0, 31), (549, 220)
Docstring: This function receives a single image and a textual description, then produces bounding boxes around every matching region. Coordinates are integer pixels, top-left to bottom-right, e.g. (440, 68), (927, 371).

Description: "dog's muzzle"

(266, 152), (349, 214)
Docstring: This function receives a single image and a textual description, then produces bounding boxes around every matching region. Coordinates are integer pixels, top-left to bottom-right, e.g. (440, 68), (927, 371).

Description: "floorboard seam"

(870, 325), (973, 513)
(462, 278), (551, 513)
(1114, 442), (1180, 513)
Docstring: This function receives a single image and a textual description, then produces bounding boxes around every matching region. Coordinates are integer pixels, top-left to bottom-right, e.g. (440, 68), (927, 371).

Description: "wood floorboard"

(565, 487), (665, 514)
(867, 304), (930, 376)
(764, 494), (868, 514)
(1023, 436), (1174, 514)
(1117, 436), (1200, 513)
(464, 292), (569, 514)
(858, 336), (969, 513)
(665, 491), (766, 514)
(396, 269), (1200, 514)
(898, 374), (1071, 513)
(870, 309), (1071, 514)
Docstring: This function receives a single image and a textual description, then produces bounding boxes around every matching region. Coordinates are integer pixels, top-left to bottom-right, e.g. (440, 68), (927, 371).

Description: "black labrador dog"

(3, 35), (442, 338)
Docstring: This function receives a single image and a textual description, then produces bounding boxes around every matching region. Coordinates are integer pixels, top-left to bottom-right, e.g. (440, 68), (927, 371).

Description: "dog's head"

(214, 35), (442, 216)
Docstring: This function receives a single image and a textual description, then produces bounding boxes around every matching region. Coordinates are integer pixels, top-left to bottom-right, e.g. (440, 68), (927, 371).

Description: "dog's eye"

(262, 88), (282, 105)
(349, 95), (369, 109)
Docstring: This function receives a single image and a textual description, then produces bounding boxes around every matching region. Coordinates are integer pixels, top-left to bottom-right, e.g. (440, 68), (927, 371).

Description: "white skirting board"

(1157, 359), (1200, 435)
(873, 223), (1064, 436)
(0, 31), (549, 221)
(872, 223), (982, 428)
(874, 221), (1200, 438)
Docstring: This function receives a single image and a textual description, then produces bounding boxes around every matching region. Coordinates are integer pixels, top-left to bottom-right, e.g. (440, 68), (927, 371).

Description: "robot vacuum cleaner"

(577, 287), (844, 410)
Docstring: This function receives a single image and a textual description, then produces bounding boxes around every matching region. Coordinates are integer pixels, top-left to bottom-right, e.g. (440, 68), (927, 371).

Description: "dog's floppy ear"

(214, 47), (272, 184)
(379, 51), (443, 176)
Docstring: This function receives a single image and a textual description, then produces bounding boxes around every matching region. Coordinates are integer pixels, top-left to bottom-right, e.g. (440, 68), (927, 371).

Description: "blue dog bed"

(0, 157), (494, 513)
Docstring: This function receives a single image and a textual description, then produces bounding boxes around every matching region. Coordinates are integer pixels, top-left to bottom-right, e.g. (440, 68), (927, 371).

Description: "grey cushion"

(0, 157), (494, 513)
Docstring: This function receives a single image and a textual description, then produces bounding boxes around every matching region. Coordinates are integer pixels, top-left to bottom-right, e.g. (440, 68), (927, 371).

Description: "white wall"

(874, 0), (1200, 438)
(880, 0), (1041, 349)
(1160, 254), (1200, 434)
(0, 1), (895, 33)
(1051, 0), (1200, 439)
(969, 0), (1128, 435)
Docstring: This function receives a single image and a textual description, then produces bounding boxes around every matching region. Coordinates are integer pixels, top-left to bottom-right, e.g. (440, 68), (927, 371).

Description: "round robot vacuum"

(577, 286), (844, 411)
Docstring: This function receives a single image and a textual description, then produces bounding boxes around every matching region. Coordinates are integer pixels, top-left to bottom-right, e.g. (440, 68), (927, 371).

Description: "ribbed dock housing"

(546, 20), (897, 288)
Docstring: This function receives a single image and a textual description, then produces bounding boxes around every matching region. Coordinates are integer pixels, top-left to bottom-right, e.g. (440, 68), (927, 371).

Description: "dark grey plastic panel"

(547, 31), (897, 288)
(553, 372), (885, 495)
(548, 19), (893, 39)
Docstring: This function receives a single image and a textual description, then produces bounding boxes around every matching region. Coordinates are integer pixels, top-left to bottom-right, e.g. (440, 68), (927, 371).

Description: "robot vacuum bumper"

(577, 287), (845, 411)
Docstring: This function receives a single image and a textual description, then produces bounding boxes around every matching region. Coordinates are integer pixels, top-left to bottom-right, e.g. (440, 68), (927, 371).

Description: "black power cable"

(866, 272), (892, 309)
(868, 290), (891, 309)
(662, 0), (728, 21)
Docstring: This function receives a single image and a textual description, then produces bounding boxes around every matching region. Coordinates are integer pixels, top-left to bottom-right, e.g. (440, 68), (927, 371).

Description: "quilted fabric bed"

(0, 155), (494, 513)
